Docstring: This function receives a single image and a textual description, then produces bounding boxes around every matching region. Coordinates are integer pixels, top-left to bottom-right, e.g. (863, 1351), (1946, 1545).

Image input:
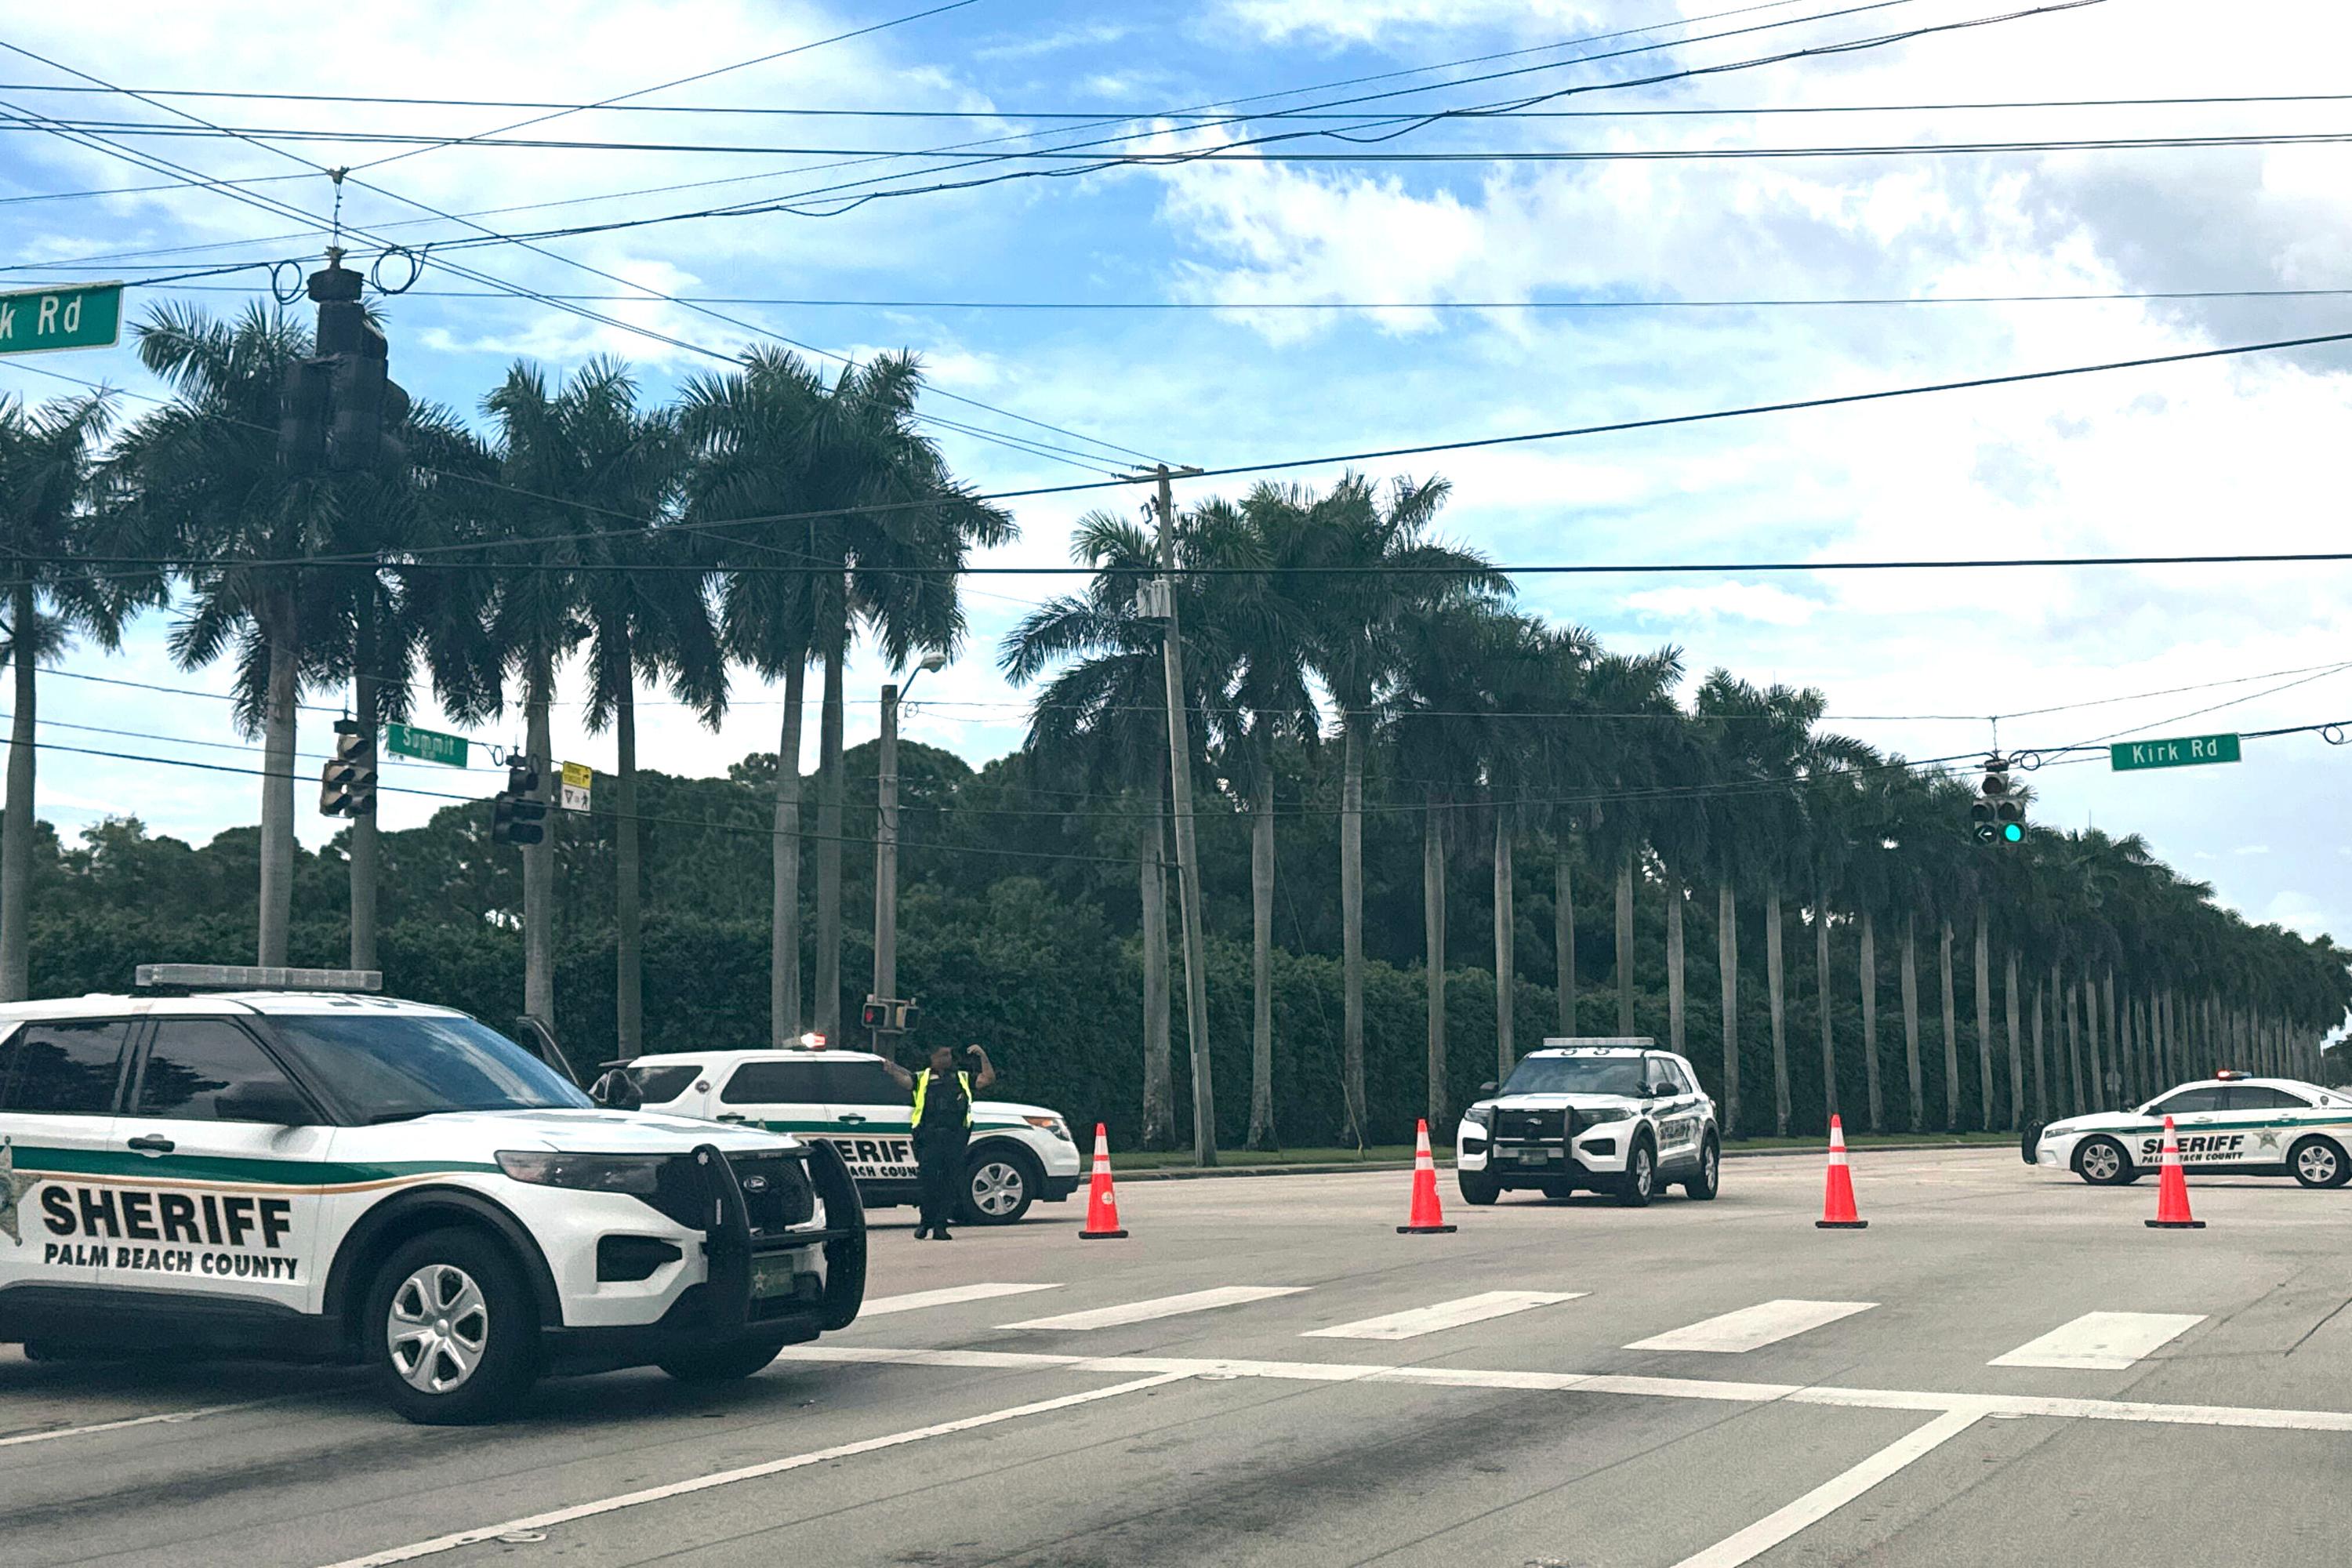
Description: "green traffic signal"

(2002, 822), (2024, 844)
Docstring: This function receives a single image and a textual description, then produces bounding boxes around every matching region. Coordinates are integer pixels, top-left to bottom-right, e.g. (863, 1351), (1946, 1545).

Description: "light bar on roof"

(136, 964), (383, 993)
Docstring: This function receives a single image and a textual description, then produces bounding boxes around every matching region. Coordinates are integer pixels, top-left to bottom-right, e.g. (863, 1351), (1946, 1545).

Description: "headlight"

(1581, 1108), (1635, 1127)
(496, 1150), (677, 1195)
(1462, 1105), (1494, 1128)
(1024, 1115), (1074, 1142)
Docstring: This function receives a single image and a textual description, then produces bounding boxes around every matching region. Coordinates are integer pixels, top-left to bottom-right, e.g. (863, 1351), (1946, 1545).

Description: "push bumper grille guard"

(690, 1141), (868, 1334)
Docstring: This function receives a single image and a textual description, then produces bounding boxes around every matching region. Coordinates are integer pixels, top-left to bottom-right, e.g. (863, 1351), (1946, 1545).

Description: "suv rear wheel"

(367, 1227), (541, 1425)
(1682, 1135), (1720, 1200)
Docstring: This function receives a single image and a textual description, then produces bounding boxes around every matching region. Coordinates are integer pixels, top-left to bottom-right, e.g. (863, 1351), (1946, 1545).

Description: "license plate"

(750, 1254), (800, 1301)
(1515, 1149), (1551, 1165)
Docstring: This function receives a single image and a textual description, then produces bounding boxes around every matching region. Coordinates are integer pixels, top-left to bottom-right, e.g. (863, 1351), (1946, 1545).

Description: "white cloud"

(1216, 0), (1600, 45)
(1624, 582), (1822, 626)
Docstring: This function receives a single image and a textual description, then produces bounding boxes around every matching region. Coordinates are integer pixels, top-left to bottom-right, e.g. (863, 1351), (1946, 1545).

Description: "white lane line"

(777, 1345), (2352, 1432)
(1627, 1299), (1877, 1354)
(312, 1370), (1191, 1568)
(0, 1395), (290, 1450)
(1002, 1285), (1305, 1331)
(1666, 1407), (1984, 1568)
(860, 1283), (1062, 1317)
(1989, 1311), (2206, 1370)
(1303, 1290), (1584, 1341)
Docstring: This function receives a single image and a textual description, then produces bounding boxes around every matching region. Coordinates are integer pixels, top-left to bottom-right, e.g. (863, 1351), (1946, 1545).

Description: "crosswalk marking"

(1002, 1286), (1306, 1331)
(1989, 1311), (2206, 1370)
(1302, 1290), (1585, 1341)
(1625, 1299), (1877, 1354)
(860, 1283), (1063, 1317)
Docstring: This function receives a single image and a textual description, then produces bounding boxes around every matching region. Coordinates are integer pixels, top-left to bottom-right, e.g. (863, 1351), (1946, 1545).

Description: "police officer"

(882, 1043), (994, 1240)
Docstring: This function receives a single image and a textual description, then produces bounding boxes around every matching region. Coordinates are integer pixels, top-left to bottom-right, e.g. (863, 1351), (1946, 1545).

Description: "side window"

(826, 1062), (909, 1105)
(135, 1020), (307, 1123)
(1670, 1061), (1700, 1095)
(0, 1020), (132, 1115)
(1645, 1058), (1675, 1094)
(2152, 1087), (2224, 1116)
(720, 1061), (828, 1105)
(626, 1063), (702, 1104)
(2224, 1086), (2309, 1111)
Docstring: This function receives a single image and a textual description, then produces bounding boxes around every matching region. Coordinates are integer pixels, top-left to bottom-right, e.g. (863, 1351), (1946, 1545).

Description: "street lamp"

(872, 653), (947, 1049)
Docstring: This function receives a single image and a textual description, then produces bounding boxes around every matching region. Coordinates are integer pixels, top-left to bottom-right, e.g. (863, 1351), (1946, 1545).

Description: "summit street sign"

(2110, 732), (2241, 771)
(0, 281), (122, 356)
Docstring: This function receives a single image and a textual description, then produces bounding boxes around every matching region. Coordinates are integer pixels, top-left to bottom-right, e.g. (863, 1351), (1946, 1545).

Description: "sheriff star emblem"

(2256, 1128), (2283, 1153)
(0, 1138), (40, 1247)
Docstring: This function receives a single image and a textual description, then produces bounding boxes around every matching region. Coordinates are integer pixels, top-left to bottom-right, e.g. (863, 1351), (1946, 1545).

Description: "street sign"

(384, 721), (468, 768)
(2109, 733), (2242, 772)
(560, 760), (592, 813)
(0, 281), (122, 356)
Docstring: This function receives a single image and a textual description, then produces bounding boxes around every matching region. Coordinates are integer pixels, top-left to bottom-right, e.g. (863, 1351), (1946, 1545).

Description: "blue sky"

(3, 0), (2350, 942)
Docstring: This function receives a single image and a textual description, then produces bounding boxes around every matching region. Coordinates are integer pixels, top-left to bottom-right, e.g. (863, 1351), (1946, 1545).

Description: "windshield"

(1501, 1056), (1649, 1097)
(268, 1013), (591, 1120)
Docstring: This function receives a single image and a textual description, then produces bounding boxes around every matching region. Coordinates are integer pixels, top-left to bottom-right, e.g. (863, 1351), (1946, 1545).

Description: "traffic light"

(1972, 757), (2025, 846)
(318, 719), (376, 818)
(278, 260), (411, 477)
(491, 757), (547, 846)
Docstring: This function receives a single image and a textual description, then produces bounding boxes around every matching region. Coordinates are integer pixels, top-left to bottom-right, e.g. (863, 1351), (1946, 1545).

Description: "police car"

(2029, 1070), (2352, 1188)
(603, 1044), (1083, 1225)
(0, 966), (866, 1425)
(1454, 1039), (1720, 1207)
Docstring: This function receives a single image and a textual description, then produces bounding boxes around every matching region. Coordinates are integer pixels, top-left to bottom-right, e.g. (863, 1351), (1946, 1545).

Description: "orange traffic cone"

(2146, 1115), (2205, 1229)
(1397, 1119), (1457, 1234)
(1816, 1114), (1868, 1229)
(1079, 1123), (1128, 1240)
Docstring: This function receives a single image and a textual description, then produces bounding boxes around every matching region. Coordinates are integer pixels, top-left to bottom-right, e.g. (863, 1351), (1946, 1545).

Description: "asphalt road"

(8, 1145), (2352, 1568)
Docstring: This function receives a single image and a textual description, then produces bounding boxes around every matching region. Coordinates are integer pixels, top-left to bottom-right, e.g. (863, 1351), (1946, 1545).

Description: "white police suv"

(0, 966), (866, 1424)
(2028, 1070), (2352, 1188)
(1455, 1039), (1720, 1207)
(604, 1046), (1083, 1225)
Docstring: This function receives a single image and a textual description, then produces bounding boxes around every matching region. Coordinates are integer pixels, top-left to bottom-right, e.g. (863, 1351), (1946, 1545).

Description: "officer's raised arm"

(968, 1044), (996, 1091)
(878, 1055), (914, 1090)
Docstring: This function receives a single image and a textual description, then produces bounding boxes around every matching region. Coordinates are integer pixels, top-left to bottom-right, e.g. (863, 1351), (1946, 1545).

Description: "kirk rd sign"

(2109, 733), (2242, 771)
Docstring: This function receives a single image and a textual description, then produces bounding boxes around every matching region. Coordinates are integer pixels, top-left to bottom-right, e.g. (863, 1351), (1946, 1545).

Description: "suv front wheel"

(367, 1227), (542, 1425)
(959, 1144), (1041, 1225)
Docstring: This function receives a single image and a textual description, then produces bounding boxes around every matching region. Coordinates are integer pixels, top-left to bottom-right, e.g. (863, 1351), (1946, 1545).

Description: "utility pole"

(871, 652), (944, 1051)
(1141, 464), (1217, 1165)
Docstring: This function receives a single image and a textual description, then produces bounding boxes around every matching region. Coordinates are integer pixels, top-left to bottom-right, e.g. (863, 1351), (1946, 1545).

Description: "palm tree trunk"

(1, 580), (38, 1001)
(522, 648), (556, 1025)
(1341, 713), (1366, 1147)
(1247, 755), (1276, 1150)
(1718, 880), (1739, 1137)
(256, 599), (299, 968)
(1614, 853), (1635, 1036)
(1860, 910), (1882, 1133)
(1973, 907), (1994, 1131)
(814, 641), (846, 1040)
(2004, 947), (2024, 1131)
(1425, 803), (1448, 1129)
(2064, 975), (2083, 1112)
(1902, 913), (1923, 1131)
(770, 658), (807, 1046)
(615, 673), (643, 1059)
(1938, 920), (1958, 1131)
(348, 594), (379, 974)
(1665, 880), (1685, 1060)
(1495, 814), (1516, 1080)
(1815, 887), (1836, 1124)
(1766, 883), (1789, 1137)
(2083, 972), (2106, 1110)
(1555, 848), (1576, 1035)
(2031, 980), (2048, 1122)
(2103, 969), (2120, 1105)
(1140, 766), (1174, 1150)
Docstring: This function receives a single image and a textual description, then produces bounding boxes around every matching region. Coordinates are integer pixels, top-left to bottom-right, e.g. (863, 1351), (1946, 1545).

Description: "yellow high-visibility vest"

(911, 1069), (972, 1129)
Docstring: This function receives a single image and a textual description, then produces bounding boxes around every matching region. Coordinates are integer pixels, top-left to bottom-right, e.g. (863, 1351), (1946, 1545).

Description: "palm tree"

(1305, 474), (1500, 1144)
(117, 303), (321, 967)
(785, 354), (1013, 1040)
(1000, 507), (1220, 1149)
(1, 391), (151, 998)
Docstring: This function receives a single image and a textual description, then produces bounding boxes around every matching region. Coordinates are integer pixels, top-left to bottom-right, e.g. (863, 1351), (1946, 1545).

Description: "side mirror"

(1646, 1081), (1670, 1098)
(1479, 1080), (1498, 1097)
(216, 1082), (318, 1126)
(589, 1069), (643, 1111)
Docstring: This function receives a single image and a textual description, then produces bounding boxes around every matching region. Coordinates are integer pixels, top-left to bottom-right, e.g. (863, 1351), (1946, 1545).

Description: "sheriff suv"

(1454, 1040), (1720, 1207)
(603, 1046), (1082, 1225)
(0, 966), (866, 1425)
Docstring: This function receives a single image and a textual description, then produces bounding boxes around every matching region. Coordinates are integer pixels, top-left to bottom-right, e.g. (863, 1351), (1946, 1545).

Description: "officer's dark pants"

(914, 1125), (969, 1232)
